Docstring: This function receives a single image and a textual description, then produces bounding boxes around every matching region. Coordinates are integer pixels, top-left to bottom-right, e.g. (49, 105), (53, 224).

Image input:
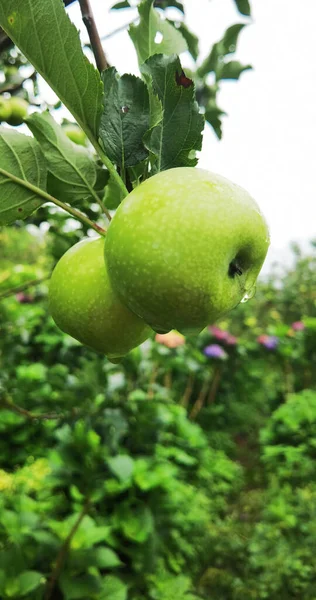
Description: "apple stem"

(0, 168), (107, 236)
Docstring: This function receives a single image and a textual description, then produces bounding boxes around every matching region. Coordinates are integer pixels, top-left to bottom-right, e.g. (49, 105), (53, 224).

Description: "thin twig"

(0, 168), (106, 236)
(164, 370), (172, 389)
(148, 363), (159, 399)
(79, 0), (109, 71)
(0, 276), (50, 301)
(180, 373), (195, 408)
(100, 17), (139, 41)
(44, 498), (90, 600)
(189, 377), (210, 420)
(95, 195), (112, 222)
(283, 359), (294, 396)
(0, 394), (62, 421)
(207, 366), (222, 405)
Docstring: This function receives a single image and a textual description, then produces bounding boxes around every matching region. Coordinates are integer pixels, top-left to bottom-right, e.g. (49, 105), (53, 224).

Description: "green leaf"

(0, 0), (103, 139)
(111, 1), (131, 8)
(115, 503), (154, 543)
(99, 575), (128, 600)
(95, 547), (123, 568)
(197, 23), (247, 78)
(60, 573), (101, 600)
(0, 127), (47, 225)
(17, 571), (44, 596)
(176, 22), (199, 61)
(129, 0), (187, 64)
(154, 1), (184, 12)
(233, 0), (251, 16)
(134, 458), (177, 490)
(26, 112), (108, 206)
(216, 60), (252, 81)
(30, 530), (60, 548)
(99, 68), (150, 169)
(107, 455), (135, 482)
(205, 101), (226, 139)
(49, 514), (112, 549)
(103, 173), (125, 209)
(141, 54), (204, 173)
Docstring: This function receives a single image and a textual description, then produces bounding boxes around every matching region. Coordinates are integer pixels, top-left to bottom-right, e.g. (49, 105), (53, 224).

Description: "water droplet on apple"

(240, 285), (256, 303)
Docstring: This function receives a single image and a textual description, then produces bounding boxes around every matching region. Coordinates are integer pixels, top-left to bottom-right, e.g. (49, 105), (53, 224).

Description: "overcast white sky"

(64, 0), (316, 270)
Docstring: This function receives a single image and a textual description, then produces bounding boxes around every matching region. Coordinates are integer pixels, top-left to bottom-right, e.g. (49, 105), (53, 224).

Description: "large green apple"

(105, 167), (270, 334)
(49, 237), (152, 360)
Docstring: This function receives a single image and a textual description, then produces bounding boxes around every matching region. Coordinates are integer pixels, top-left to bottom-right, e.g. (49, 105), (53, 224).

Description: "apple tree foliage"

(0, 0), (253, 225)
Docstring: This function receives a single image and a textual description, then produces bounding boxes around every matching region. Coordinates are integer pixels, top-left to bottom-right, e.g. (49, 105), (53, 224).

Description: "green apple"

(105, 167), (270, 334)
(63, 124), (87, 146)
(7, 97), (28, 126)
(0, 97), (12, 122)
(49, 237), (152, 360)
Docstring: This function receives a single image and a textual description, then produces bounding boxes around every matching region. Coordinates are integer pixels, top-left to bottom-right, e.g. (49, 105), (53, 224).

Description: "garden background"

(1, 1), (316, 599)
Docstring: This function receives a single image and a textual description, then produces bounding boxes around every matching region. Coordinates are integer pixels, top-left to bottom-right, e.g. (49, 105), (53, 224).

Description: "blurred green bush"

(1, 228), (316, 599)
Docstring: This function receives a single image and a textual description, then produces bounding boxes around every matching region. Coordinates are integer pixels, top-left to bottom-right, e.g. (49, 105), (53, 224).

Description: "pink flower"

(155, 331), (185, 349)
(208, 326), (228, 341)
(226, 334), (238, 346)
(209, 326), (238, 346)
(15, 292), (34, 304)
(292, 321), (305, 331)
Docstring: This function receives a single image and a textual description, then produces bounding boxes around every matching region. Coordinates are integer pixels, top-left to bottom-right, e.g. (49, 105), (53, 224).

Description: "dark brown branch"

(78, 0), (109, 72)
(44, 499), (90, 600)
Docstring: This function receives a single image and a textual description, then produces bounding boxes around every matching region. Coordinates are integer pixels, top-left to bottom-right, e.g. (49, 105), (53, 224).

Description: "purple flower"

(257, 334), (279, 350)
(203, 344), (228, 360)
(292, 321), (305, 331)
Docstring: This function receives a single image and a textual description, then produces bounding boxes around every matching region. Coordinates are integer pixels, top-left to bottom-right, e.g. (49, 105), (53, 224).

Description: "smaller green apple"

(7, 97), (28, 126)
(49, 237), (152, 360)
(0, 97), (12, 122)
(63, 124), (87, 146)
